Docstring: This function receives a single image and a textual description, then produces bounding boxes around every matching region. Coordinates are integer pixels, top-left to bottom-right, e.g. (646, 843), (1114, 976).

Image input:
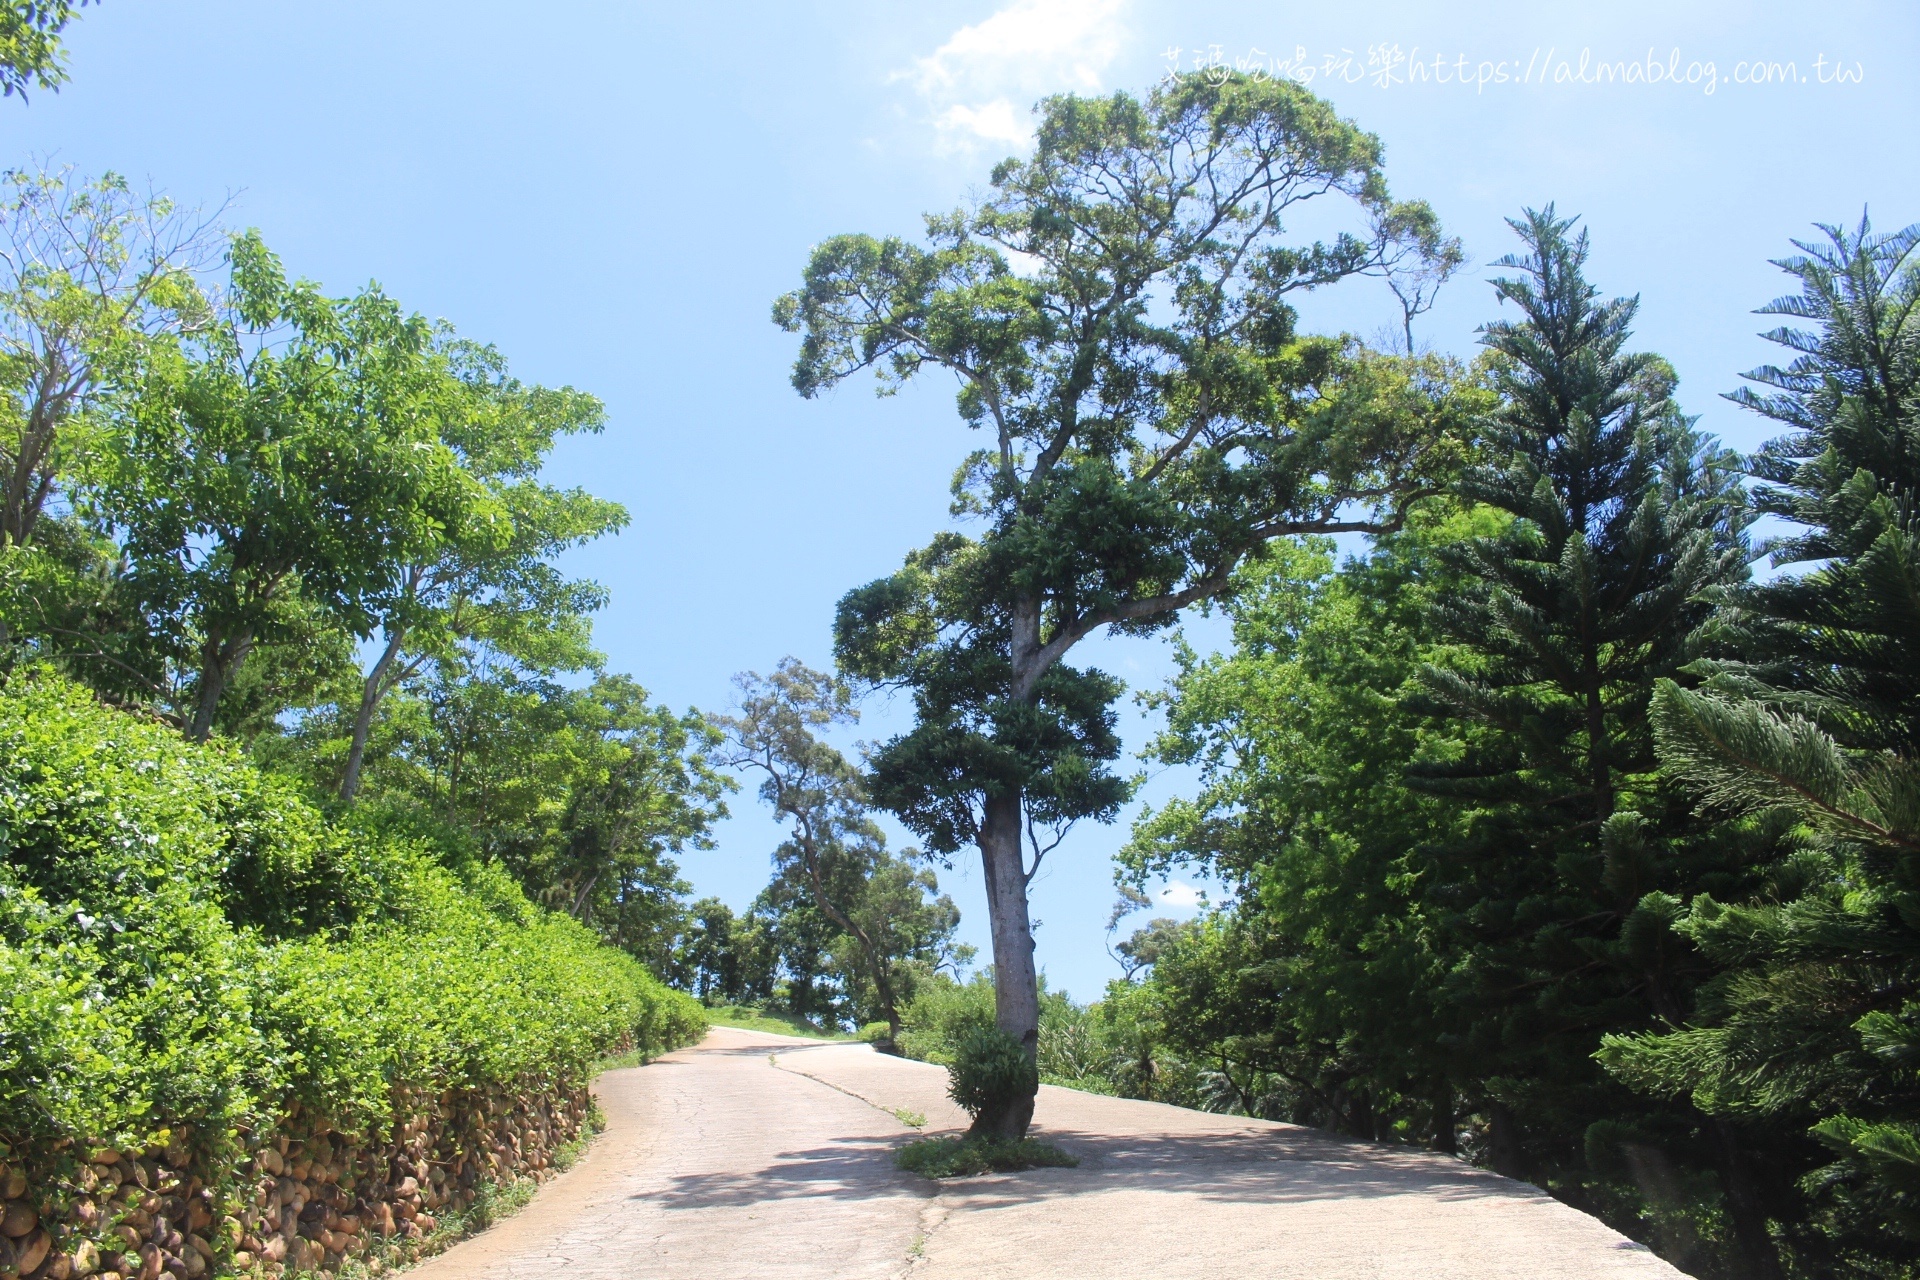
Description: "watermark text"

(1163, 45), (1866, 96)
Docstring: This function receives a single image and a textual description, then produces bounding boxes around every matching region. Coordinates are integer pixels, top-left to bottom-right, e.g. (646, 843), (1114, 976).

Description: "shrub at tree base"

(946, 1026), (1037, 1136)
(894, 1136), (1077, 1179)
(0, 671), (705, 1280)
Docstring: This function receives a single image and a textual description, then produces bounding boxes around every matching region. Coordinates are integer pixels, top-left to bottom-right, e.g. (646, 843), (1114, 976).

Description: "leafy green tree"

(828, 852), (961, 1033)
(0, 0), (91, 100)
(200, 586), (356, 740)
(538, 675), (728, 958)
(93, 232), (477, 740)
(1123, 210), (1792, 1275)
(0, 507), (161, 706)
(716, 658), (961, 1037)
(1125, 528), (1474, 1144)
(359, 648), (582, 849)
(336, 337), (620, 800)
(339, 650), (729, 972)
(1602, 216), (1920, 1276)
(676, 896), (748, 1002)
(1112, 915), (1184, 982)
(741, 874), (844, 1024)
(777, 72), (1474, 1135)
(1378, 213), (1467, 355)
(0, 165), (217, 548)
(1403, 207), (1784, 1274)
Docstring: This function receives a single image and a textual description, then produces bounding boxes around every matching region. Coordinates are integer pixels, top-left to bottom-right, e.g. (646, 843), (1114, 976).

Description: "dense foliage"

(945, 1025), (1038, 1131)
(0, 670), (703, 1173)
(0, 160), (964, 1100)
(0, 145), (740, 1280)
(1089, 210), (1920, 1279)
(1599, 217), (1920, 1275)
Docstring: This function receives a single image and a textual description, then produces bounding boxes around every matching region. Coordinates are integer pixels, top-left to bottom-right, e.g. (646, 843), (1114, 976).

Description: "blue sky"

(12, 1), (1916, 1001)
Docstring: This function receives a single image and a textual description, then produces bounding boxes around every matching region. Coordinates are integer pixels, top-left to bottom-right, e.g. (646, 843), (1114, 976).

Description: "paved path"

(410, 1026), (1682, 1279)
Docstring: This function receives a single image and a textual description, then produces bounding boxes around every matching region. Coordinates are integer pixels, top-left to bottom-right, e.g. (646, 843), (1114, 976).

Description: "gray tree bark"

(339, 628), (406, 802)
(974, 786), (1040, 1138)
(188, 630), (252, 743)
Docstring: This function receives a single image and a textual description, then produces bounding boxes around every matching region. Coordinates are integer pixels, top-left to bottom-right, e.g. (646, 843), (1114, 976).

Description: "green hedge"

(0, 670), (704, 1173)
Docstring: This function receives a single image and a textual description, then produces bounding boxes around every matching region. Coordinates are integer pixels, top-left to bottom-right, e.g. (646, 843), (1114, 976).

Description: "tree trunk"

(188, 630), (253, 743)
(790, 816), (904, 1044)
(340, 628), (406, 802)
(1712, 1119), (1786, 1280)
(3, 373), (62, 548)
(974, 786), (1040, 1138)
(1488, 1100), (1529, 1180)
(1346, 1087), (1375, 1140)
(569, 871), (600, 921)
(870, 958), (903, 1042)
(1431, 1083), (1457, 1155)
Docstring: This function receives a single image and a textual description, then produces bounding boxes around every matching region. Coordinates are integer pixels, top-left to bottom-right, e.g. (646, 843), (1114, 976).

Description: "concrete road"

(408, 1026), (1683, 1279)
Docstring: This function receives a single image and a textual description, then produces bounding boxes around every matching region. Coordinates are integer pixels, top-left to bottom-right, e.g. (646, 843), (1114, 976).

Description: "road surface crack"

(767, 1053), (932, 1132)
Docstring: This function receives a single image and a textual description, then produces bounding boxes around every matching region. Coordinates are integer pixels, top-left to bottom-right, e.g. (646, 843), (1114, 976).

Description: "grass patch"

(705, 1003), (854, 1039)
(891, 1107), (928, 1128)
(595, 1046), (655, 1072)
(895, 1134), (1078, 1179)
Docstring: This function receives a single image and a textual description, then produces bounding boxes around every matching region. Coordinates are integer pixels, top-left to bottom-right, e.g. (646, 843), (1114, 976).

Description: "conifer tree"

(1602, 217), (1920, 1275)
(1408, 208), (1780, 1270)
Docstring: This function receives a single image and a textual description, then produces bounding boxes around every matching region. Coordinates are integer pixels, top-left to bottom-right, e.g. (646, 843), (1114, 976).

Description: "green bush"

(0, 669), (704, 1177)
(898, 973), (1136, 1094)
(946, 1023), (1037, 1123)
(896, 972), (996, 1062)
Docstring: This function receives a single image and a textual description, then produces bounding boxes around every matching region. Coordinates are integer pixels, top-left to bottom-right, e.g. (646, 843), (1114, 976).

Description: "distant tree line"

(675, 659), (970, 1036)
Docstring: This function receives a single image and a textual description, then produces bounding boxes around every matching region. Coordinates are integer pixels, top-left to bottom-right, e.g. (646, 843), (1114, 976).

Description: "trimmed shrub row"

(0, 673), (705, 1279)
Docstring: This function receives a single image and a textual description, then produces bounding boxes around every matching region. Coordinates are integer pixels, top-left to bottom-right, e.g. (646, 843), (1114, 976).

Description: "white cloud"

(901, 0), (1129, 152)
(1156, 881), (1204, 911)
(933, 100), (1030, 147)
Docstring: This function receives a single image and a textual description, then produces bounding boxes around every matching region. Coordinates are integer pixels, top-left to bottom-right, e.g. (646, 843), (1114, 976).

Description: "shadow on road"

(693, 1038), (855, 1058)
(642, 1135), (917, 1210)
(639, 1124), (1544, 1214)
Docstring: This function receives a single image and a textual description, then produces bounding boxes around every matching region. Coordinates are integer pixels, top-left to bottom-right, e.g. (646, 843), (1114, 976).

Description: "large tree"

(336, 337), (620, 801)
(1124, 526), (1481, 1145)
(329, 646), (730, 972)
(1404, 208), (1781, 1274)
(776, 72), (1472, 1135)
(94, 231), (475, 740)
(1603, 216), (1920, 1276)
(533, 673), (729, 962)
(1122, 209), (1788, 1275)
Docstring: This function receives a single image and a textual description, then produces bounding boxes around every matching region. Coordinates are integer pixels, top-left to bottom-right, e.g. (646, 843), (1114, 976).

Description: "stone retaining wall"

(0, 1084), (593, 1280)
